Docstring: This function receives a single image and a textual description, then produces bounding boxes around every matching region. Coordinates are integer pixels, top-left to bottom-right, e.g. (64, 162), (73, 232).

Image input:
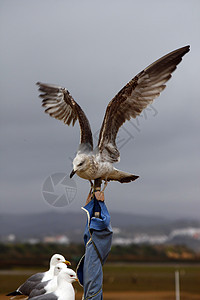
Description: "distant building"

(43, 235), (70, 244)
(113, 227), (200, 246)
(27, 238), (40, 244)
(6, 234), (16, 243)
(170, 227), (200, 240)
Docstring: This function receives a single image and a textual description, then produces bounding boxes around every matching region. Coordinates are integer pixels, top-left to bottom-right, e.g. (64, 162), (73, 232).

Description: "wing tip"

(183, 45), (190, 52)
(177, 45), (190, 58)
(6, 291), (23, 296)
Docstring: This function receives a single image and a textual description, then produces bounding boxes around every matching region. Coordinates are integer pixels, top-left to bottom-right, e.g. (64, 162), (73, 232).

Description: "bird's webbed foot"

(86, 179), (106, 204)
(94, 179), (107, 201)
(94, 191), (105, 202)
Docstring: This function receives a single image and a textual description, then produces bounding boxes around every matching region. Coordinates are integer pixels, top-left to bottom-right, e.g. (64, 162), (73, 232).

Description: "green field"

(1, 264), (200, 296)
(103, 264), (200, 294)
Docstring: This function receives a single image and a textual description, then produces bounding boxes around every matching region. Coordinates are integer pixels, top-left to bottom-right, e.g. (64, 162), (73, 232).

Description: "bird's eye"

(57, 258), (60, 261)
(70, 275), (74, 277)
(78, 162), (84, 166)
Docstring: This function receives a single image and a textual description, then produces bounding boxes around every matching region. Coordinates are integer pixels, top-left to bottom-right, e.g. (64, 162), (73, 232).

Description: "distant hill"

(1, 211), (200, 243)
(0, 211), (86, 240)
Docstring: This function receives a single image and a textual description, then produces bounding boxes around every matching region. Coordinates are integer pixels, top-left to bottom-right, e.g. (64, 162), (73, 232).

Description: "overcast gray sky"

(0, 0), (199, 218)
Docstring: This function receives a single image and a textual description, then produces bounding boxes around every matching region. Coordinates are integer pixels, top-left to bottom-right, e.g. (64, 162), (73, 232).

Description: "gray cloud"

(1, 0), (199, 218)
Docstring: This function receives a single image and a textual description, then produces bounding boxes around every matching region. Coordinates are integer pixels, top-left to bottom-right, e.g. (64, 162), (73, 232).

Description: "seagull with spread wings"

(37, 46), (189, 197)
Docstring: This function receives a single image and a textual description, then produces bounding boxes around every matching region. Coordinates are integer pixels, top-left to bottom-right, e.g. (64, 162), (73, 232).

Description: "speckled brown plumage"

(98, 45), (190, 163)
(37, 82), (93, 150)
(36, 45), (189, 184)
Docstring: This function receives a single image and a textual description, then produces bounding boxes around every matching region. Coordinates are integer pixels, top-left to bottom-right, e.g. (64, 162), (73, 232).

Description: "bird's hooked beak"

(70, 169), (76, 178)
(64, 260), (71, 266)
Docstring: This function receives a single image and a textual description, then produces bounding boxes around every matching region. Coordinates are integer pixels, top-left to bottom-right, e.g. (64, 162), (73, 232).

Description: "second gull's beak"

(70, 169), (76, 178)
(64, 260), (71, 266)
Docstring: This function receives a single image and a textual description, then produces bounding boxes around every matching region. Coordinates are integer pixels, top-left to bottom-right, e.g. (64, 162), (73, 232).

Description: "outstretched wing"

(98, 45), (190, 162)
(37, 82), (93, 150)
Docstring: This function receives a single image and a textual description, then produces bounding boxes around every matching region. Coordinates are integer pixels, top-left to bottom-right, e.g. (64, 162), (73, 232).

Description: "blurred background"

(1, 0), (200, 299)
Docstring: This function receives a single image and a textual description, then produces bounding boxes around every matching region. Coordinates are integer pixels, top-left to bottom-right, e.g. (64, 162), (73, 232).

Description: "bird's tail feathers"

(107, 168), (139, 183)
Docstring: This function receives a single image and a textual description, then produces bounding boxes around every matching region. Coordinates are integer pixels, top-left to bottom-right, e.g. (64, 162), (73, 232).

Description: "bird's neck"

(56, 282), (75, 300)
(47, 276), (57, 289)
(47, 265), (55, 277)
